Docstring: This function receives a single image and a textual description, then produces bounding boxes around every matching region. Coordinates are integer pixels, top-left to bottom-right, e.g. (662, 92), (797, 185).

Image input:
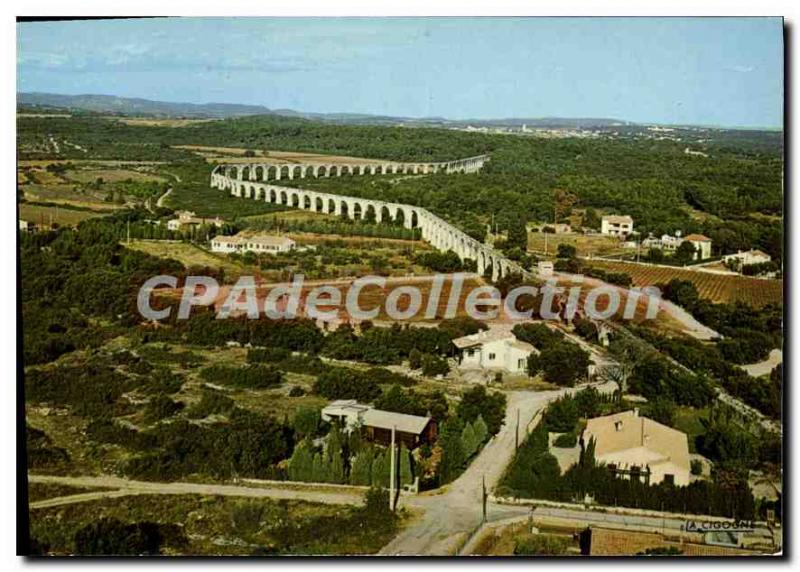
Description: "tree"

(557, 243), (577, 259)
(552, 188), (578, 224)
(506, 217), (529, 251)
(438, 418), (466, 484)
(456, 386), (507, 435)
(294, 407), (321, 438)
(647, 397), (677, 427)
(674, 241), (698, 264)
(399, 445), (414, 485)
(288, 441), (315, 482)
(408, 348), (422, 369)
(600, 336), (645, 402)
(350, 449), (374, 486)
(582, 207), (601, 230)
(421, 354), (449, 377)
(539, 344), (590, 386)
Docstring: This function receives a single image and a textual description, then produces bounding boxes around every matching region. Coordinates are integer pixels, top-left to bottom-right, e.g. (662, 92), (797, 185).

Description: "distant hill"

(17, 91), (631, 128)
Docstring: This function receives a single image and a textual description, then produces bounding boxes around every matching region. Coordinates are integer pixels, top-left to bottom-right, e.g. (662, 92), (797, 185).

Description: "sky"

(17, 17), (784, 128)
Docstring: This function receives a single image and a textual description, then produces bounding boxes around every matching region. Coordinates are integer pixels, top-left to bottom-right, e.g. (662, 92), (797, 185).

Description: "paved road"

(379, 382), (617, 555)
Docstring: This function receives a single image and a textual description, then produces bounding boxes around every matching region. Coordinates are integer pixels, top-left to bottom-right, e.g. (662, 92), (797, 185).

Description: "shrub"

(553, 432), (577, 448)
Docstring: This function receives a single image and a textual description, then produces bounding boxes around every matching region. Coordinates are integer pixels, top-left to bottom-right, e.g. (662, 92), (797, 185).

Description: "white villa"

(582, 409), (691, 486)
(683, 234), (713, 260)
(600, 215), (634, 238)
(723, 249), (772, 268)
(210, 233), (296, 254)
(641, 231), (713, 260)
(452, 328), (536, 374)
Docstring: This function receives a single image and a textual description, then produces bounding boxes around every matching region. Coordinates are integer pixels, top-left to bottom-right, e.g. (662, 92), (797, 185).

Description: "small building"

(600, 215), (633, 238)
(683, 233), (713, 260)
(537, 260), (554, 277)
(210, 233), (296, 254)
(452, 328), (536, 374)
(552, 223), (572, 234)
(723, 249), (772, 268)
(582, 409), (691, 486)
(19, 219), (29, 232)
(321, 400), (437, 449)
(167, 210), (224, 231)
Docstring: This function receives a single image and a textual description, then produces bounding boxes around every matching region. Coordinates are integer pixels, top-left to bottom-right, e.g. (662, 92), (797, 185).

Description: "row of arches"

(211, 168), (521, 283)
(214, 154), (489, 183)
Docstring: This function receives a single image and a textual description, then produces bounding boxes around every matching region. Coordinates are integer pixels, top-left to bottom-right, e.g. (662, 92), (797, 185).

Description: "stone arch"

(290, 192), (300, 208)
(267, 165), (279, 181)
(328, 198), (337, 215)
(339, 200), (349, 218)
(269, 188), (278, 203)
(315, 196), (324, 212)
(302, 193), (312, 209)
(303, 165), (314, 179)
(352, 201), (363, 220)
(364, 203), (377, 223)
(279, 190), (288, 205)
(380, 205), (391, 223)
(280, 165), (291, 179)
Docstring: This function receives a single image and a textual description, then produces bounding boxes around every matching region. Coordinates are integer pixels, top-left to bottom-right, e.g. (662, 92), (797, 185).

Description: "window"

(488, 353), (496, 361)
(518, 359), (526, 369)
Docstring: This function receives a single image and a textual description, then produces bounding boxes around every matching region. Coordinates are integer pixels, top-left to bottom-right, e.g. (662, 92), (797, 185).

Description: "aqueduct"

(213, 154), (489, 183)
(210, 154), (529, 281)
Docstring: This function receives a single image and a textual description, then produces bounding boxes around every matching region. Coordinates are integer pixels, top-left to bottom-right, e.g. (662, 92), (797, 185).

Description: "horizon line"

(16, 90), (785, 132)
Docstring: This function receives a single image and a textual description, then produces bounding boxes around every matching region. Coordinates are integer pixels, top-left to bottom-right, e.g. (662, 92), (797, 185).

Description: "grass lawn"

(19, 203), (108, 227)
(527, 232), (627, 257)
(124, 240), (251, 275)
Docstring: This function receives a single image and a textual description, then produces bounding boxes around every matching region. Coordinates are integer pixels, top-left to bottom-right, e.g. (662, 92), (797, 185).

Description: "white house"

(452, 328), (536, 374)
(600, 215), (633, 238)
(723, 249), (772, 268)
(582, 409), (691, 486)
(537, 260), (554, 278)
(683, 234), (713, 260)
(210, 233), (296, 254)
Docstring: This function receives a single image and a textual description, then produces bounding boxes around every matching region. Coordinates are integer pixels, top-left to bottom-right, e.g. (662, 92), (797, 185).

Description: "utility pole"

(515, 408), (520, 449)
(482, 475), (487, 523)
(389, 425), (397, 512)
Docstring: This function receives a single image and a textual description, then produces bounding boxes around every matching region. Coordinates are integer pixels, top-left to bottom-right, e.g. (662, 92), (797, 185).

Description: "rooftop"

(583, 409), (690, 471)
(602, 215), (633, 224)
(452, 327), (516, 349)
(683, 233), (712, 242)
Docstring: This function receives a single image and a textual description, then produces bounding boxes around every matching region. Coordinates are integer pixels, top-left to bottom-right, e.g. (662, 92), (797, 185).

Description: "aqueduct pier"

(210, 155), (528, 281)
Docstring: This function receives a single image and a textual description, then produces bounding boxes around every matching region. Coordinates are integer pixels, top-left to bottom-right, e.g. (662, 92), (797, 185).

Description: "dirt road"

(27, 474), (365, 510)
